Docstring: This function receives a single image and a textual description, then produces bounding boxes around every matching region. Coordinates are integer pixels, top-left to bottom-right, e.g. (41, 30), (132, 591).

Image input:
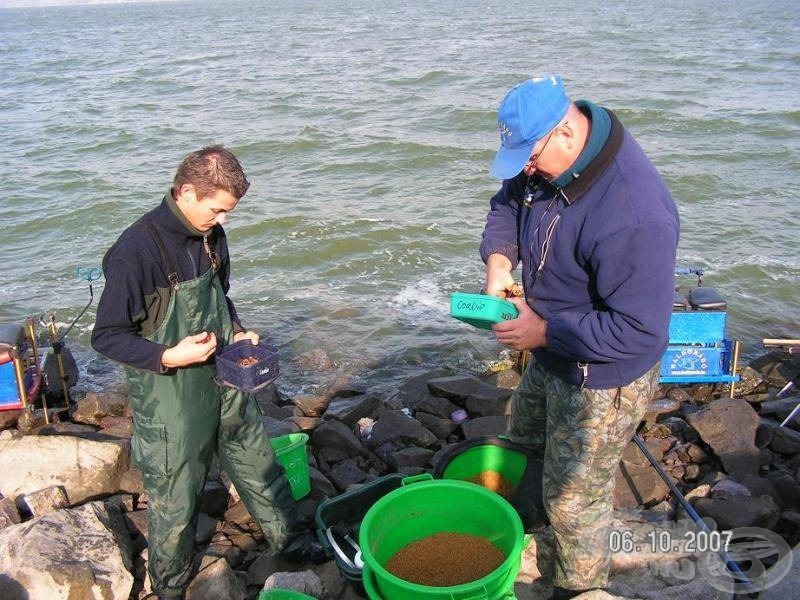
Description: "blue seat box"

(660, 345), (725, 378)
(668, 311), (726, 344)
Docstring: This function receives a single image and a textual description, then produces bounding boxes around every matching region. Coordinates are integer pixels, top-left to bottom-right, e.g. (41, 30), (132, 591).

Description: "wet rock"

(369, 410), (437, 448)
(391, 368), (453, 410)
(693, 494), (780, 529)
(262, 402), (298, 420)
(487, 368), (522, 390)
(739, 474), (783, 508)
(186, 557), (246, 600)
(756, 418), (780, 448)
(70, 391), (129, 426)
(0, 434), (130, 504)
(199, 480), (230, 516)
(732, 364), (768, 396)
(427, 374), (512, 408)
(246, 549), (280, 586)
(293, 349), (334, 372)
(686, 398), (760, 480)
(290, 394), (330, 418)
(323, 394), (385, 426)
(287, 415), (321, 433)
(643, 397), (680, 422)
(195, 512), (219, 544)
(308, 466), (337, 501)
(0, 501), (134, 599)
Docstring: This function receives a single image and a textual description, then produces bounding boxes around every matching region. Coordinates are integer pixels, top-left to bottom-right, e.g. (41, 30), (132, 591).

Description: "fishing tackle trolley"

(659, 267), (741, 389)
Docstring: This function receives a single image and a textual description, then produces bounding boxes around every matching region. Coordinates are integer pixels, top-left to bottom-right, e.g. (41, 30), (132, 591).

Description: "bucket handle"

(450, 586), (488, 600)
(400, 473), (434, 486)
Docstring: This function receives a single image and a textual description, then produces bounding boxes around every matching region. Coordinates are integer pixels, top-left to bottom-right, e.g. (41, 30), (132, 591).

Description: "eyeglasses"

(524, 120), (567, 174)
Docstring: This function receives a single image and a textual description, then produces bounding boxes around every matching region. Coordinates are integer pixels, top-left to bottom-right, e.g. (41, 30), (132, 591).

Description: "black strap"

(143, 222), (180, 290)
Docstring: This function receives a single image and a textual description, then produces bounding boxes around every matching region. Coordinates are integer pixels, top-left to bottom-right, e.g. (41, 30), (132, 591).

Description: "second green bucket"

(359, 475), (523, 600)
(270, 432), (311, 500)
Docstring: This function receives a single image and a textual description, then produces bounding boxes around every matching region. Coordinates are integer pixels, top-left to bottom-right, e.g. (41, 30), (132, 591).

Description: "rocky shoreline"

(0, 349), (798, 600)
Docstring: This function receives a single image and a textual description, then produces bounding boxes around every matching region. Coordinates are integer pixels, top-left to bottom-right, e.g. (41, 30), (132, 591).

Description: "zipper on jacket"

(578, 361), (589, 389)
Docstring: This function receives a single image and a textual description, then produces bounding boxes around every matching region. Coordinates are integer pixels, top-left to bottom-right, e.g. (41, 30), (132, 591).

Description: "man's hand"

(161, 332), (218, 368)
(492, 297), (548, 350)
(233, 330), (260, 345)
(486, 253), (515, 298)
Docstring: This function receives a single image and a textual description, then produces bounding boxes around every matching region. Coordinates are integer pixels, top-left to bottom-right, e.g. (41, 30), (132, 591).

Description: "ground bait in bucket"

(385, 531), (506, 586)
(465, 470), (517, 499)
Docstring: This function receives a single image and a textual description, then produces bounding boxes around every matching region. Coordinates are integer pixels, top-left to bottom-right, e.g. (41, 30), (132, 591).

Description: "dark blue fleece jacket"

(92, 191), (243, 373)
(480, 102), (679, 389)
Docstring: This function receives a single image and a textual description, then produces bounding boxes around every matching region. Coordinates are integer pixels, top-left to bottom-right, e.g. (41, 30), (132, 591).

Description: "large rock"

(186, 556), (246, 600)
(693, 494), (780, 530)
(614, 461), (670, 508)
(0, 501), (134, 599)
(369, 410), (437, 448)
(0, 434), (130, 504)
(686, 398), (760, 480)
(70, 391), (129, 426)
(322, 394), (385, 426)
(427, 374), (512, 411)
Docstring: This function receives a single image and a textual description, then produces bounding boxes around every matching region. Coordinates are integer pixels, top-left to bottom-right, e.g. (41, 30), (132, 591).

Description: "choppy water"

(1, 0), (799, 396)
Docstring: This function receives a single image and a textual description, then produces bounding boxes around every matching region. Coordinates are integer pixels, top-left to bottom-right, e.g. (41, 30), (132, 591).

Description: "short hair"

(173, 145), (250, 200)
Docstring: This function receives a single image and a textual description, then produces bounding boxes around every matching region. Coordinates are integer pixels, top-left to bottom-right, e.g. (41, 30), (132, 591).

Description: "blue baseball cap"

(490, 75), (570, 180)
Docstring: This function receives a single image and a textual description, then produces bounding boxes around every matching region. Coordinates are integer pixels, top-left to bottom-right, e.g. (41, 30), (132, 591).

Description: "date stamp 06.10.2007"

(609, 527), (731, 554)
(607, 521), (794, 594)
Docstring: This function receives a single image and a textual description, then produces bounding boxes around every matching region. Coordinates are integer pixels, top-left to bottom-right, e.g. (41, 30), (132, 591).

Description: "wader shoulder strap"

(143, 222), (180, 290)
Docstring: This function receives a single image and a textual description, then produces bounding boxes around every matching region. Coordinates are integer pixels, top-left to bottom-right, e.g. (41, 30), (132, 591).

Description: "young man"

(481, 76), (679, 598)
(92, 146), (322, 599)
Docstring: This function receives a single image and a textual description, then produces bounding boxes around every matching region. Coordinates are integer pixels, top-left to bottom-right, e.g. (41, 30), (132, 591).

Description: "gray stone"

(195, 512), (218, 544)
(246, 550), (281, 586)
(759, 543), (800, 600)
(308, 466), (338, 501)
(310, 419), (366, 456)
(392, 368), (453, 410)
(415, 394), (461, 419)
(0, 410), (21, 432)
(0, 434), (130, 504)
(0, 496), (20, 530)
(199, 480), (230, 516)
(693, 494), (780, 529)
(427, 374), (512, 408)
(460, 415), (509, 438)
(19, 485), (69, 516)
(70, 391), (129, 426)
(389, 446), (435, 469)
(186, 557), (246, 600)
(770, 427), (800, 455)
(686, 398), (760, 480)
(765, 470), (800, 510)
(761, 396), (800, 431)
(414, 411), (458, 439)
(262, 570), (324, 597)
(0, 501), (134, 599)
(260, 416), (297, 438)
(328, 460), (368, 491)
(369, 410), (437, 448)
(614, 461), (670, 508)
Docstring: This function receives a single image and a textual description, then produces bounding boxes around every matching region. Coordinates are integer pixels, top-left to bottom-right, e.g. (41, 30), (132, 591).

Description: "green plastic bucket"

(441, 443), (527, 490)
(359, 475), (524, 600)
(258, 590), (317, 600)
(270, 433), (311, 500)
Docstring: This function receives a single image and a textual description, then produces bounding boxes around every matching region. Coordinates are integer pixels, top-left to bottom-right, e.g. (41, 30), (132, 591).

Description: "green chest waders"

(126, 227), (300, 599)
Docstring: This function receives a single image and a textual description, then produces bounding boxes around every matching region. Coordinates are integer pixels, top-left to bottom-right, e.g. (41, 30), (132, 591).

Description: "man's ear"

(176, 183), (197, 203)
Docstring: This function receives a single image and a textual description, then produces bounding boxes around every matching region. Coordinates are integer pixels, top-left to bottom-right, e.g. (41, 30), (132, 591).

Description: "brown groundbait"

(386, 532), (506, 587)
(465, 470), (517, 499)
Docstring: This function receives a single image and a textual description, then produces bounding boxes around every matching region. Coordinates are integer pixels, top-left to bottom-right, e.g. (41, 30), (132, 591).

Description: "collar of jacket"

(162, 187), (217, 239)
(534, 101), (624, 205)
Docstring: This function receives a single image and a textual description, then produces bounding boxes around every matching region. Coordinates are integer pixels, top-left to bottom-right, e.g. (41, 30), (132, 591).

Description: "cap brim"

(490, 142), (534, 180)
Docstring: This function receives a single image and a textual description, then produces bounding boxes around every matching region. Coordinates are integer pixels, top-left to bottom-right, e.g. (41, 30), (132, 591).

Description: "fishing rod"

(632, 435), (756, 594)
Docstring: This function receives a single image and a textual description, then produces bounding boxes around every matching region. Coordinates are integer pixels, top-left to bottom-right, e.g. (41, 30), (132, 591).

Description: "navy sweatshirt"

(480, 102), (680, 389)
(91, 190), (243, 373)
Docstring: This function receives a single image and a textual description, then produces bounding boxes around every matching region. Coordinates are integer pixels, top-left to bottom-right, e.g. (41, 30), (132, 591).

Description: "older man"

(481, 76), (679, 598)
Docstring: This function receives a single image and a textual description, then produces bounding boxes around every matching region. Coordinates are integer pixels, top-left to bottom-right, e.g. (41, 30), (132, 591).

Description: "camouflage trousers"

(507, 361), (660, 590)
